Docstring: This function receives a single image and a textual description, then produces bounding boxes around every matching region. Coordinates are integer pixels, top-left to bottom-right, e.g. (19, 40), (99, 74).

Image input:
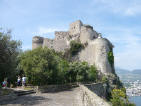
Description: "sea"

(129, 96), (141, 106)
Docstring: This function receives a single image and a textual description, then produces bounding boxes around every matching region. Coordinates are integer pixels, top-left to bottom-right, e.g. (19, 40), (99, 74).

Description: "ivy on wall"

(108, 51), (114, 66)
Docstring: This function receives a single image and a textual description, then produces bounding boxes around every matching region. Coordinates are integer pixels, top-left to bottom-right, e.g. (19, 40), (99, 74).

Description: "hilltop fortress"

(32, 20), (115, 76)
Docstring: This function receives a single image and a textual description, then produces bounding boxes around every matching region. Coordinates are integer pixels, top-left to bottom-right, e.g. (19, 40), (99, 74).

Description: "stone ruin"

(32, 20), (115, 76)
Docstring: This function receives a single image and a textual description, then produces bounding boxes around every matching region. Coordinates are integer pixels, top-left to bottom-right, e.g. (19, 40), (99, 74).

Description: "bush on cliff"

(110, 88), (135, 106)
(63, 40), (84, 61)
(108, 51), (114, 66)
(101, 75), (108, 83)
(88, 65), (97, 82)
(66, 62), (97, 83)
(70, 40), (84, 56)
(68, 62), (85, 82)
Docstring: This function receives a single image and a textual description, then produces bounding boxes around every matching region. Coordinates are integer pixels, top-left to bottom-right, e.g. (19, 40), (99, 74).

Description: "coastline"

(129, 96), (141, 106)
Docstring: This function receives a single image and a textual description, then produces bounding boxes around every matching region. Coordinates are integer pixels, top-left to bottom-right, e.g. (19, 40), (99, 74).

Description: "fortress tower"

(69, 20), (83, 35)
(32, 36), (44, 49)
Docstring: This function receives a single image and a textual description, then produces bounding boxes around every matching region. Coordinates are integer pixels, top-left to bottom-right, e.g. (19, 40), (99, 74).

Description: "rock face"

(32, 20), (115, 75)
(78, 38), (115, 75)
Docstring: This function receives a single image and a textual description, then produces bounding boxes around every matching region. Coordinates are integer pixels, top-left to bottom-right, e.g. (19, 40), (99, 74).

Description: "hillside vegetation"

(19, 47), (98, 85)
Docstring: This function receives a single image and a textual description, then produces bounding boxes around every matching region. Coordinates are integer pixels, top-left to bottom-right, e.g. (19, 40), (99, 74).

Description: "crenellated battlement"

(32, 20), (99, 52)
(54, 31), (69, 40)
(32, 36), (44, 43)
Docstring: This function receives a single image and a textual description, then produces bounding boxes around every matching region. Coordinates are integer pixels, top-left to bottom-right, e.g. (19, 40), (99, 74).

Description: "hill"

(116, 68), (141, 82)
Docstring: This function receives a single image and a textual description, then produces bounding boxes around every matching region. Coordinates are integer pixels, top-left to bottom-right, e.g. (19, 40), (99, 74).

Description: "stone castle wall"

(32, 20), (115, 75)
(42, 38), (54, 49)
(79, 84), (111, 106)
(33, 31), (70, 52)
(78, 38), (115, 75)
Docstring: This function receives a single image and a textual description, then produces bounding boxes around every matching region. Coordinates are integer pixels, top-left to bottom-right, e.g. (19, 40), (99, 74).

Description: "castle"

(32, 20), (115, 76)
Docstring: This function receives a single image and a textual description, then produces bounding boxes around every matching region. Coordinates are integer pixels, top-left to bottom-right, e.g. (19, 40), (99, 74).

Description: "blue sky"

(0, 0), (141, 70)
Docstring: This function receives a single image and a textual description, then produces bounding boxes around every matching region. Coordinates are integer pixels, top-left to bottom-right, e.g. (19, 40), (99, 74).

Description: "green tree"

(66, 62), (78, 83)
(66, 62), (97, 83)
(19, 47), (70, 85)
(57, 59), (69, 84)
(76, 62), (89, 82)
(88, 65), (97, 82)
(0, 30), (21, 84)
(19, 47), (59, 85)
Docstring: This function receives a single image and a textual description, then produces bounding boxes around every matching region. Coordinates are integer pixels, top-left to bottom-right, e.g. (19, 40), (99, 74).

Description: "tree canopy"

(19, 47), (98, 85)
(0, 30), (21, 84)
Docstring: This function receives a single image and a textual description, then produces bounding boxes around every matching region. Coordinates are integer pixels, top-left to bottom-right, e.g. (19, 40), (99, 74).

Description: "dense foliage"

(19, 47), (98, 85)
(67, 62), (97, 83)
(70, 40), (84, 56)
(101, 75), (108, 83)
(0, 30), (21, 84)
(110, 88), (135, 106)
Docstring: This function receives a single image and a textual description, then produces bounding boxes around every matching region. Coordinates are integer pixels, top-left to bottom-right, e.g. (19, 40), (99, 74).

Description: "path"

(0, 87), (82, 106)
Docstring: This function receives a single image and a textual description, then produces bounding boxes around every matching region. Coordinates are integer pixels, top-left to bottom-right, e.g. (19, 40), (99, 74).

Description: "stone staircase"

(14, 90), (36, 96)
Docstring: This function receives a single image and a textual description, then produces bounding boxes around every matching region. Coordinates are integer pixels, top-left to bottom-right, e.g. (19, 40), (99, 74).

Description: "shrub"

(110, 88), (135, 106)
(76, 62), (89, 82)
(67, 62), (98, 83)
(102, 76), (108, 82)
(88, 65), (97, 82)
(108, 51), (114, 66)
(70, 40), (83, 56)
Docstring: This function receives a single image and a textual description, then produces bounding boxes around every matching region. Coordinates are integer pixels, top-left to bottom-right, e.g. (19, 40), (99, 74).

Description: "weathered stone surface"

(80, 26), (94, 44)
(32, 36), (44, 49)
(79, 84), (111, 106)
(78, 38), (115, 75)
(42, 38), (54, 49)
(84, 83), (108, 99)
(69, 20), (83, 35)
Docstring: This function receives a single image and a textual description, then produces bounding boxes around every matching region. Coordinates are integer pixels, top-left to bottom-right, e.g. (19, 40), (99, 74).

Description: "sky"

(0, 0), (141, 70)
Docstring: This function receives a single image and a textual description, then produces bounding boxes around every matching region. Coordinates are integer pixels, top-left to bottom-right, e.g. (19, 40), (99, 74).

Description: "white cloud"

(124, 4), (141, 16)
(125, 8), (135, 16)
(115, 35), (141, 70)
(35, 27), (61, 35)
(33, 27), (67, 39)
(92, 0), (141, 16)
